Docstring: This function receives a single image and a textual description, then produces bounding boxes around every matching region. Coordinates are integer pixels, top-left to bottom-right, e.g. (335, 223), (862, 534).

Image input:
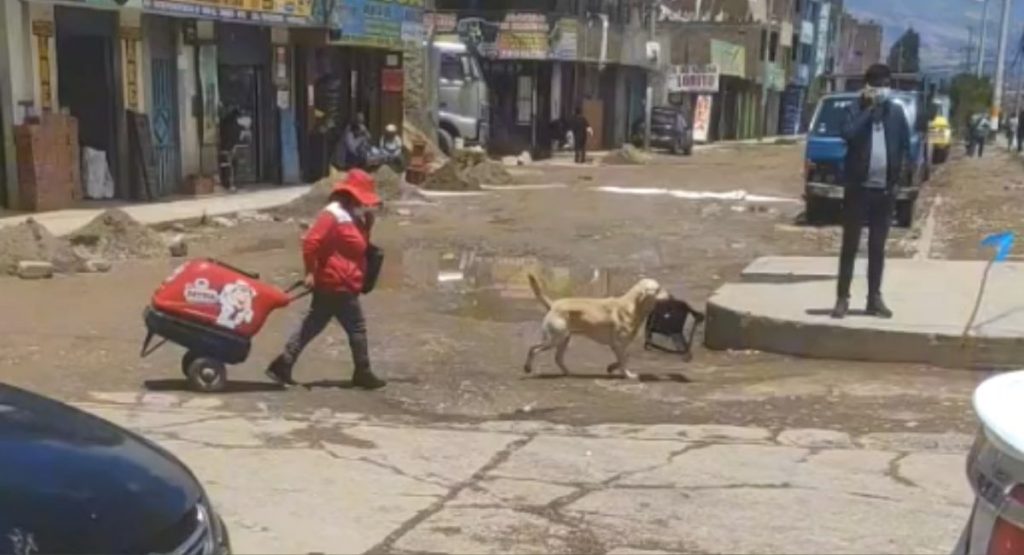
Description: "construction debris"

(0, 218), (81, 275)
(17, 260), (54, 280)
(422, 160), (480, 191)
(603, 144), (652, 165)
(66, 209), (166, 261)
(465, 160), (516, 186)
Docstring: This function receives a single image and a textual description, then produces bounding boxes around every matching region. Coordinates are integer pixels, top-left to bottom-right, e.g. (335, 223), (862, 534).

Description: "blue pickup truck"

(803, 91), (930, 227)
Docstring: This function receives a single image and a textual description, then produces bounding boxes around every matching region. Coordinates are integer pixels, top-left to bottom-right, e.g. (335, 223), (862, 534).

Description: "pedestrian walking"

(969, 113), (991, 158)
(569, 107), (593, 164)
(831, 64), (911, 320)
(1011, 110), (1019, 153)
(266, 169), (386, 390)
(1006, 116), (1016, 150)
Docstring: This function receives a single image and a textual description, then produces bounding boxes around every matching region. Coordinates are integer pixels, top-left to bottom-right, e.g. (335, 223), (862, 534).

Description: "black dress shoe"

(265, 356), (298, 386)
(830, 298), (849, 319)
(866, 296), (894, 319)
(352, 369), (387, 390)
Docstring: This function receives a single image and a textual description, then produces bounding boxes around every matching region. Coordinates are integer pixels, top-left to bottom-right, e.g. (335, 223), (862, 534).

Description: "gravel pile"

(464, 160), (516, 186)
(66, 209), (166, 260)
(0, 219), (81, 274)
(422, 160), (480, 191)
(603, 144), (652, 165)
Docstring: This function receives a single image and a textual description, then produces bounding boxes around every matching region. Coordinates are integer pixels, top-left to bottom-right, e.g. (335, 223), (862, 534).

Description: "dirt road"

(0, 144), (991, 436)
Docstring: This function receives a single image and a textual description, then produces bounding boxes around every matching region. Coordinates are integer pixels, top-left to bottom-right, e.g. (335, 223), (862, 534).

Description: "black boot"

(830, 297), (850, 319)
(866, 295), (893, 319)
(352, 367), (386, 390)
(265, 355), (298, 386)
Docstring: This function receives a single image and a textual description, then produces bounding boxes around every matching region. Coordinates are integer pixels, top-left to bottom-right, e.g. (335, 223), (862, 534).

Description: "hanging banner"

(497, 13), (549, 59)
(198, 44), (219, 146)
(331, 0), (425, 49)
(693, 94), (713, 143)
(668, 64), (720, 93)
(710, 39), (745, 78)
(766, 62), (786, 91)
(551, 18), (578, 60)
(142, 0), (314, 25)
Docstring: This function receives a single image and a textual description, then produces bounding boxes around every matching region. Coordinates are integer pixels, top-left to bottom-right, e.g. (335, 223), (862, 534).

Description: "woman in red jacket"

(266, 169), (385, 389)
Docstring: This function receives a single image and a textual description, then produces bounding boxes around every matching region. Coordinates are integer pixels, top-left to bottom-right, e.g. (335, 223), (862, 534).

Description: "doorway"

(147, 16), (181, 196)
(55, 6), (119, 198)
(218, 65), (261, 185)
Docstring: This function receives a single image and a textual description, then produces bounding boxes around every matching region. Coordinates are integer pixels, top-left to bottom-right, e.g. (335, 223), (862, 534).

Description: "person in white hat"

(380, 123), (404, 172)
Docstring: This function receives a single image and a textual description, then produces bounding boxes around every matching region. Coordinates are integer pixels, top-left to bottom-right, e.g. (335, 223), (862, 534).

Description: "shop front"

(294, 0), (421, 181)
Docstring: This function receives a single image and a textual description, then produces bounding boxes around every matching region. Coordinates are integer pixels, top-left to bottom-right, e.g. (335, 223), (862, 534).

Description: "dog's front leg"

(610, 340), (637, 380)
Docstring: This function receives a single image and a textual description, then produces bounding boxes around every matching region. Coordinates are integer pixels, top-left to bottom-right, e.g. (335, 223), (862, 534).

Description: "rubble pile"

(372, 165), (403, 200)
(603, 144), (651, 165)
(274, 172), (341, 218)
(422, 160), (480, 191)
(0, 219), (80, 275)
(465, 160), (517, 186)
(66, 209), (165, 260)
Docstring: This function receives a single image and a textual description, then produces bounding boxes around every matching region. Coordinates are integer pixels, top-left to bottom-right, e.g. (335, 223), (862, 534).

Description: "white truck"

(430, 40), (489, 155)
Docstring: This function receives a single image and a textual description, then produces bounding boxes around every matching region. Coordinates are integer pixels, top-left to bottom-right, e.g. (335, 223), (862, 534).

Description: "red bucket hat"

(331, 169), (381, 207)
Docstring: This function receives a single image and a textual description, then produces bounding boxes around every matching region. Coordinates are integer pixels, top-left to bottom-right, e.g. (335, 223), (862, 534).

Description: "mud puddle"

(375, 246), (639, 323)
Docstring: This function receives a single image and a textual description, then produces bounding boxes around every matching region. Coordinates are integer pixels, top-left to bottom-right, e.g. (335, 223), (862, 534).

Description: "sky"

(845, 0), (1024, 75)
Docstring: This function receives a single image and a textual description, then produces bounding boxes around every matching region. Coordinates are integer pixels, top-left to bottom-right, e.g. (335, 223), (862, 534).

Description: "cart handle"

(285, 280), (313, 303)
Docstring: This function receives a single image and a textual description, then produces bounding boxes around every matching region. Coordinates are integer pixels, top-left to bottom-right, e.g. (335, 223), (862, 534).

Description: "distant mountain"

(845, 0), (1024, 75)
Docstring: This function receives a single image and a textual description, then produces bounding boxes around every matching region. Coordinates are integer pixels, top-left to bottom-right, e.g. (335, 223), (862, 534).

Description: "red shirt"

(302, 202), (369, 294)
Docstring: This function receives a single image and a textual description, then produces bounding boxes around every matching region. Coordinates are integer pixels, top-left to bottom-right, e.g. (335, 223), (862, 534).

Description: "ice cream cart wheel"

(181, 351), (199, 377)
(185, 356), (227, 393)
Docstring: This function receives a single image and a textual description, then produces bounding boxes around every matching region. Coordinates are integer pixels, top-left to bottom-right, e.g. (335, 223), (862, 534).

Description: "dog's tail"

(528, 274), (552, 310)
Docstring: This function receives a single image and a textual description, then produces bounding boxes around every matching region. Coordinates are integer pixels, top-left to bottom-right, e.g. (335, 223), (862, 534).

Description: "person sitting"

(336, 113), (371, 171)
(380, 123), (404, 172)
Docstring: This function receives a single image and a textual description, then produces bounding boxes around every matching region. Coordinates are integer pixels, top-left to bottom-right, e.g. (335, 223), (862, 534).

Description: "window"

(517, 74), (534, 125)
(440, 54), (463, 82)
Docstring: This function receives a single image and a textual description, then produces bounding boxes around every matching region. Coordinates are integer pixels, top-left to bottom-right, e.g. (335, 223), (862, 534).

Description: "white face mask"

(872, 86), (892, 101)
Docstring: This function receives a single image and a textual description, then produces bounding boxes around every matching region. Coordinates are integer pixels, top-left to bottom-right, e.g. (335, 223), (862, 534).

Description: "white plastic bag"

(83, 147), (115, 200)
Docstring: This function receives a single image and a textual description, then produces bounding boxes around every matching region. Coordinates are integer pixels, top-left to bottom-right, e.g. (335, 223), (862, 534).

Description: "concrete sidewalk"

(707, 256), (1024, 367)
(0, 185), (309, 236)
(80, 391), (970, 554)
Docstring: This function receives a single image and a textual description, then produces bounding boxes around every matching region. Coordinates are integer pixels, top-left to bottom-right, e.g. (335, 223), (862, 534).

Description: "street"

(0, 141), (1011, 553)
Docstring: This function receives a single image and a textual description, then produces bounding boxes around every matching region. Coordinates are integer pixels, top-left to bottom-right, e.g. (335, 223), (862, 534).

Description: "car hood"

(0, 384), (201, 554)
(806, 135), (846, 162)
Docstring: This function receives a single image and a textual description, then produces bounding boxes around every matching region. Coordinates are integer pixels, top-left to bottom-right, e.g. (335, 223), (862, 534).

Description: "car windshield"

(811, 97), (856, 136)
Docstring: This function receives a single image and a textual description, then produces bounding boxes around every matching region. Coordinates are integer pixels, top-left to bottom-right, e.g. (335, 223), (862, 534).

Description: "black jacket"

(840, 98), (911, 191)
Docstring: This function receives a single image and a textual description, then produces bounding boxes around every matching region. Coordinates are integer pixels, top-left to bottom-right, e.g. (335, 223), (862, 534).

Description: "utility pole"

(644, 0), (657, 150)
(967, 26), (976, 73)
(978, 0), (991, 77)
(758, 0), (775, 140)
(993, 0), (1013, 128)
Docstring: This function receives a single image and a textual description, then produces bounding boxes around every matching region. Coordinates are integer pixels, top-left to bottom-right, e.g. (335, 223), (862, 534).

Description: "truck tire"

(896, 199), (915, 228)
(805, 198), (830, 225)
(437, 128), (454, 156)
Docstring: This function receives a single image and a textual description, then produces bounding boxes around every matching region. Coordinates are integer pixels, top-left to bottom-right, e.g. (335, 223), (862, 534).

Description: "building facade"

(0, 0), (424, 209)
(660, 0), (797, 141)
(431, 0), (660, 157)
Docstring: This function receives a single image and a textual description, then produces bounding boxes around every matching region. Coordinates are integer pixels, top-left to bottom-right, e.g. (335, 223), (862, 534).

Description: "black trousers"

(281, 291), (372, 375)
(837, 186), (893, 300)
(573, 141), (589, 162)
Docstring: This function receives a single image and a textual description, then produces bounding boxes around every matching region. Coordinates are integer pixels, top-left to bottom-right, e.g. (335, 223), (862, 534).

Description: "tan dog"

(524, 275), (669, 379)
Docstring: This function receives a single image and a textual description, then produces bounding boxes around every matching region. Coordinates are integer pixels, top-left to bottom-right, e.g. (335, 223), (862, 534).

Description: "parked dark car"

(632, 106), (694, 155)
(0, 383), (231, 554)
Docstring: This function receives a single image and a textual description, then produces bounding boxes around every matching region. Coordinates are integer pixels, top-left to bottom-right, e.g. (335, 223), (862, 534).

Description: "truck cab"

(431, 41), (489, 155)
(929, 95), (952, 164)
(804, 91), (929, 227)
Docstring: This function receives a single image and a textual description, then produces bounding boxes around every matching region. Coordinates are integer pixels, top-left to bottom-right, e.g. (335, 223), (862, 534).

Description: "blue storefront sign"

(330, 0), (424, 49)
